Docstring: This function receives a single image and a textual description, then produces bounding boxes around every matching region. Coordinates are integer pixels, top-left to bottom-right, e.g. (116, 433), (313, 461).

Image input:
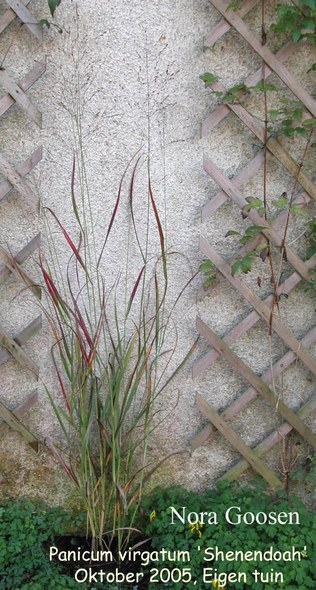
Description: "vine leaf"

(242, 197), (265, 216)
(290, 204), (309, 217)
(48, 0), (62, 17)
(39, 19), (51, 29)
(200, 72), (218, 86)
(303, 118), (316, 127)
(225, 230), (241, 237)
(199, 260), (217, 288)
(272, 196), (288, 208)
(253, 80), (277, 92)
(231, 252), (256, 276)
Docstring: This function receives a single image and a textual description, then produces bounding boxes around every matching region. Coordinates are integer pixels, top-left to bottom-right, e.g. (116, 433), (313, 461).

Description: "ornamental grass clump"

(40, 153), (193, 551)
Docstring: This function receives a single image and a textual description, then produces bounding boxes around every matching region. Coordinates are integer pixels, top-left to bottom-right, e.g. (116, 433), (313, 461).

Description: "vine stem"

(260, 0), (285, 491)
(277, 128), (314, 281)
(260, 0), (281, 335)
(260, 3), (289, 488)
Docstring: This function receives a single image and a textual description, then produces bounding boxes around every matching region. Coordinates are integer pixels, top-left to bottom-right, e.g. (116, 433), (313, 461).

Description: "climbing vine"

(197, 0), (316, 493)
(200, 0), (316, 284)
(272, 0), (316, 42)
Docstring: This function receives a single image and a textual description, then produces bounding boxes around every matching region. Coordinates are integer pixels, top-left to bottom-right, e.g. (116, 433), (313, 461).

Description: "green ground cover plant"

(143, 481), (316, 590)
(0, 483), (314, 590)
(0, 497), (142, 589)
(0, 498), (87, 590)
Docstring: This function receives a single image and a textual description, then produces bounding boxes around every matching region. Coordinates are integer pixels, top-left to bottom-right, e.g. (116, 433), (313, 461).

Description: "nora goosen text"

(169, 505), (300, 526)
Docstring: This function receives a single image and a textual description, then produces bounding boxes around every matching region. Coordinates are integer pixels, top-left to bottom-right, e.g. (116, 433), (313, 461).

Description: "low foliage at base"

(0, 498), (86, 590)
(1, 483), (315, 590)
(143, 481), (315, 589)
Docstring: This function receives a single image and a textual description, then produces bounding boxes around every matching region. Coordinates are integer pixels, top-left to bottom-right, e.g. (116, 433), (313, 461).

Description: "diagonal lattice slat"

(203, 93), (316, 201)
(202, 40), (297, 137)
(0, 61), (46, 118)
(200, 239), (316, 375)
(205, 111), (316, 202)
(219, 395), (316, 482)
(0, 153), (39, 207)
(0, 69), (42, 127)
(0, 396), (38, 451)
(202, 155), (310, 224)
(202, 161), (313, 280)
(0, 246), (41, 298)
(210, 0), (316, 116)
(0, 326), (39, 376)
(0, 389), (38, 438)
(195, 251), (316, 376)
(0, 316), (42, 366)
(0, 388), (38, 481)
(0, 1), (42, 465)
(205, 0), (260, 46)
(196, 393), (283, 487)
(194, 0), (316, 487)
(6, 0), (43, 41)
(0, 148), (42, 204)
(0, 0), (40, 39)
(197, 317), (316, 448)
(0, 233), (40, 283)
(192, 324), (316, 449)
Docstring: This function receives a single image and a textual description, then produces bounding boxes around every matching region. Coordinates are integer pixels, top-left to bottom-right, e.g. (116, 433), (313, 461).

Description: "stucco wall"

(0, 0), (314, 506)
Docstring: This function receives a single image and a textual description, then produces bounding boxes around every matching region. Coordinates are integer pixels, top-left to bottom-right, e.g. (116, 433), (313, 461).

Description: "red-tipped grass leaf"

(126, 265), (145, 317)
(45, 208), (87, 273)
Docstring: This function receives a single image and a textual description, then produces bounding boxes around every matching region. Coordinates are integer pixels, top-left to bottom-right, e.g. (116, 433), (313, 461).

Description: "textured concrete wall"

(0, 0), (314, 506)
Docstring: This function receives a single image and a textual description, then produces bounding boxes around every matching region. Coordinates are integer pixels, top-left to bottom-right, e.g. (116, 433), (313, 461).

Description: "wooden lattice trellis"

(0, 0), (45, 481)
(193, 0), (316, 487)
